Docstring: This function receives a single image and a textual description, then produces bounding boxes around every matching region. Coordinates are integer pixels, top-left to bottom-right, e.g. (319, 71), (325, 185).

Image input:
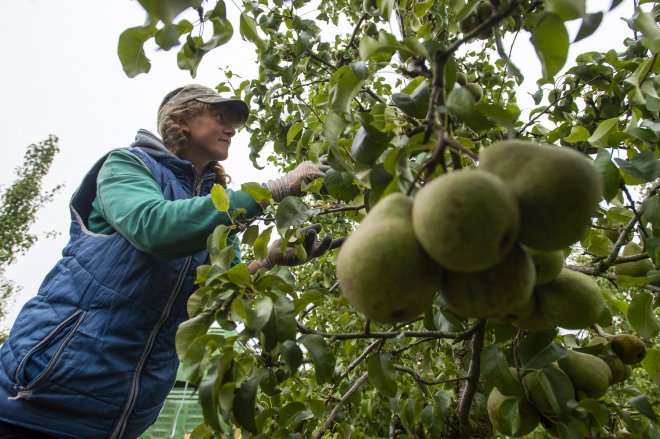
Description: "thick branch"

(457, 320), (486, 438)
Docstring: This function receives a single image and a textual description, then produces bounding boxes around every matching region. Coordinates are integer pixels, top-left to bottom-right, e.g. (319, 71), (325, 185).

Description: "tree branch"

(313, 371), (369, 439)
(457, 320), (486, 438)
(296, 320), (483, 342)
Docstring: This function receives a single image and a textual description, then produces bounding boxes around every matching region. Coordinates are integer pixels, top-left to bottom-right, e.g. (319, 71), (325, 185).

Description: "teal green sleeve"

(88, 150), (263, 260)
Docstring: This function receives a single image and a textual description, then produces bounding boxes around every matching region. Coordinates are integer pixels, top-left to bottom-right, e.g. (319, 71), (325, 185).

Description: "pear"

(487, 387), (540, 437)
(440, 244), (535, 321)
(535, 269), (605, 329)
(412, 169), (519, 273)
(336, 193), (442, 324)
(600, 354), (629, 384)
(558, 350), (611, 399)
(465, 82), (484, 101)
(456, 71), (468, 86)
(479, 140), (603, 251)
(609, 334), (647, 364)
(614, 242), (655, 277)
(524, 246), (566, 285)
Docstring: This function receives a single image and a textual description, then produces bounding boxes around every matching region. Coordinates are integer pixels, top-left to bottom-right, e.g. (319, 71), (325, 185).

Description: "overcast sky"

(0, 0), (637, 329)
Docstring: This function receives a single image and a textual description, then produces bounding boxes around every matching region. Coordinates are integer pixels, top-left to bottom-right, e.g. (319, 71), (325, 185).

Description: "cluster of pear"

(488, 333), (647, 437)
(336, 140), (604, 326)
(456, 70), (484, 102)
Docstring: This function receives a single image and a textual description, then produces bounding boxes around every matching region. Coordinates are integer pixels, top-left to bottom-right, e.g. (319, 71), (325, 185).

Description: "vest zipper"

(110, 169), (211, 438)
(110, 256), (191, 439)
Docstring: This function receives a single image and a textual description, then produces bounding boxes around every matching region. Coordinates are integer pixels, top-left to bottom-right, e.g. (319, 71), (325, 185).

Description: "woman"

(0, 84), (339, 438)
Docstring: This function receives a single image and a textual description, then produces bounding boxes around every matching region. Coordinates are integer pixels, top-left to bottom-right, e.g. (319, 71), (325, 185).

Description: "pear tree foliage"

(121, 0), (660, 437)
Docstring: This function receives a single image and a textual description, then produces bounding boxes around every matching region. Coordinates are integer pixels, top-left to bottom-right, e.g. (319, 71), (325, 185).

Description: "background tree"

(120, 0), (659, 437)
(0, 135), (61, 343)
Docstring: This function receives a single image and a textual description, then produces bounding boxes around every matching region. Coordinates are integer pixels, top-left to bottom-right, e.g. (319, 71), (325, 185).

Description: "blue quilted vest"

(0, 130), (219, 438)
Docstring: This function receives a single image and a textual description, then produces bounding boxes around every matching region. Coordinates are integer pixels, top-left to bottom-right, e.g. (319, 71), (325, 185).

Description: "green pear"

(479, 140), (603, 251)
(614, 242), (655, 277)
(337, 193), (442, 324)
(609, 334), (647, 364)
(524, 246), (566, 285)
(558, 350), (611, 399)
(440, 245), (535, 321)
(600, 354), (629, 384)
(535, 269), (605, 329)
(456, 71), (468, 86)
(487, 387), (540, 437)
(412, 169), (520, 273)
(465, 82), (484, 101)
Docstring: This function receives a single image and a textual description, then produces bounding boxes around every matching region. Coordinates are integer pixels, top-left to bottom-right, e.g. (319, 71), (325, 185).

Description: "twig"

(313, 204), (365, 216)
(518, 75), (604, 133)
(296, 320), (483, 341)
(313, 371), (369, 439)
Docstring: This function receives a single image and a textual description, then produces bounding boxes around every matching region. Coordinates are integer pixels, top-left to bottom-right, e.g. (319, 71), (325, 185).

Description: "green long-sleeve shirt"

(87, 149), (263, 260)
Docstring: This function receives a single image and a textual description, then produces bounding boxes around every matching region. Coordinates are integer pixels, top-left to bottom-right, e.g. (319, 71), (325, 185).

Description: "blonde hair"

(157, 100), (241, 188)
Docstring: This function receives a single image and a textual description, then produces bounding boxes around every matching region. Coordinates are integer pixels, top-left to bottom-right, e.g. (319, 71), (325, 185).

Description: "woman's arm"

(91, 150), (263, 260)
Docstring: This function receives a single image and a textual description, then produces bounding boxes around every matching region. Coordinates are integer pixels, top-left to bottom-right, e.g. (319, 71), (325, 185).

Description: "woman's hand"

(251, 224), (345, 271)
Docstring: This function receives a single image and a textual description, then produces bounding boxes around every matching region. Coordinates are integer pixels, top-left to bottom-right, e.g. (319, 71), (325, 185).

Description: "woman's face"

(183, 108), (237, 165)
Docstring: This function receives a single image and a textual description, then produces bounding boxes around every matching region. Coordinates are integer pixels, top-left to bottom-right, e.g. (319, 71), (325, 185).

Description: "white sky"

(0, 0), (637, 329)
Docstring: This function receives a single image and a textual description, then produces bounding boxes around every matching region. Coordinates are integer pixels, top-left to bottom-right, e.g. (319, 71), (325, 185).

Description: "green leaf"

(177, 35), (206, 77)
(633, 9), (660, 53)
(351, 126), (392, 165)
(581, 229), (614, 257)
(544, 0), (585, 21)
(287, 122), (304, 146)
(614, 152), (660, 183)
(587, 117), (619, 147)
(279, 340), (303, 375)
(328, 65), (366, 114)
(225, 263), (250, 287)
(117, 24), (156, 77)
(575, 12), (603, 42)
(265, 293), (297, 342)
(277, 401), (306, 427)
(211, 184), (230, 212)
(367, 353), (398, 397)
(240, 12), (267, 51)
(628, 292), (660, 338)
(241, 181), (271, 205)
(446, 87), (494, 132)
(480, 345), (524, 396)
(391, 79), (429, 119)
(530, 13), (569, 79)
(498, 398), (522, 436)
(640, 347), (660, 386)
(253, 226), (273, 261)
(324, 112), (348, 151)
(594, 149), (621, 202)
(201, 16), (234, 51)
(247, 296), (273, 332)
(563, 126), (590, 143)
(323, 170), (360, 202)
(275, 197), (314, 231)
(233, 373), (261, 434)
(628, 395), (658, 422)
(175, 313), (213, 360)
(155, 20), (193, 50)
(137, 0), (200, 23)
(538, 366), (575, 418)
(299, 334), (336, 384)
(519, 329), (566, 369)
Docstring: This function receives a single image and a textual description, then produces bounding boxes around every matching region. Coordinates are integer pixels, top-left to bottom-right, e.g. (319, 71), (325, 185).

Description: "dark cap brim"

(195, 97), (250, 125)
